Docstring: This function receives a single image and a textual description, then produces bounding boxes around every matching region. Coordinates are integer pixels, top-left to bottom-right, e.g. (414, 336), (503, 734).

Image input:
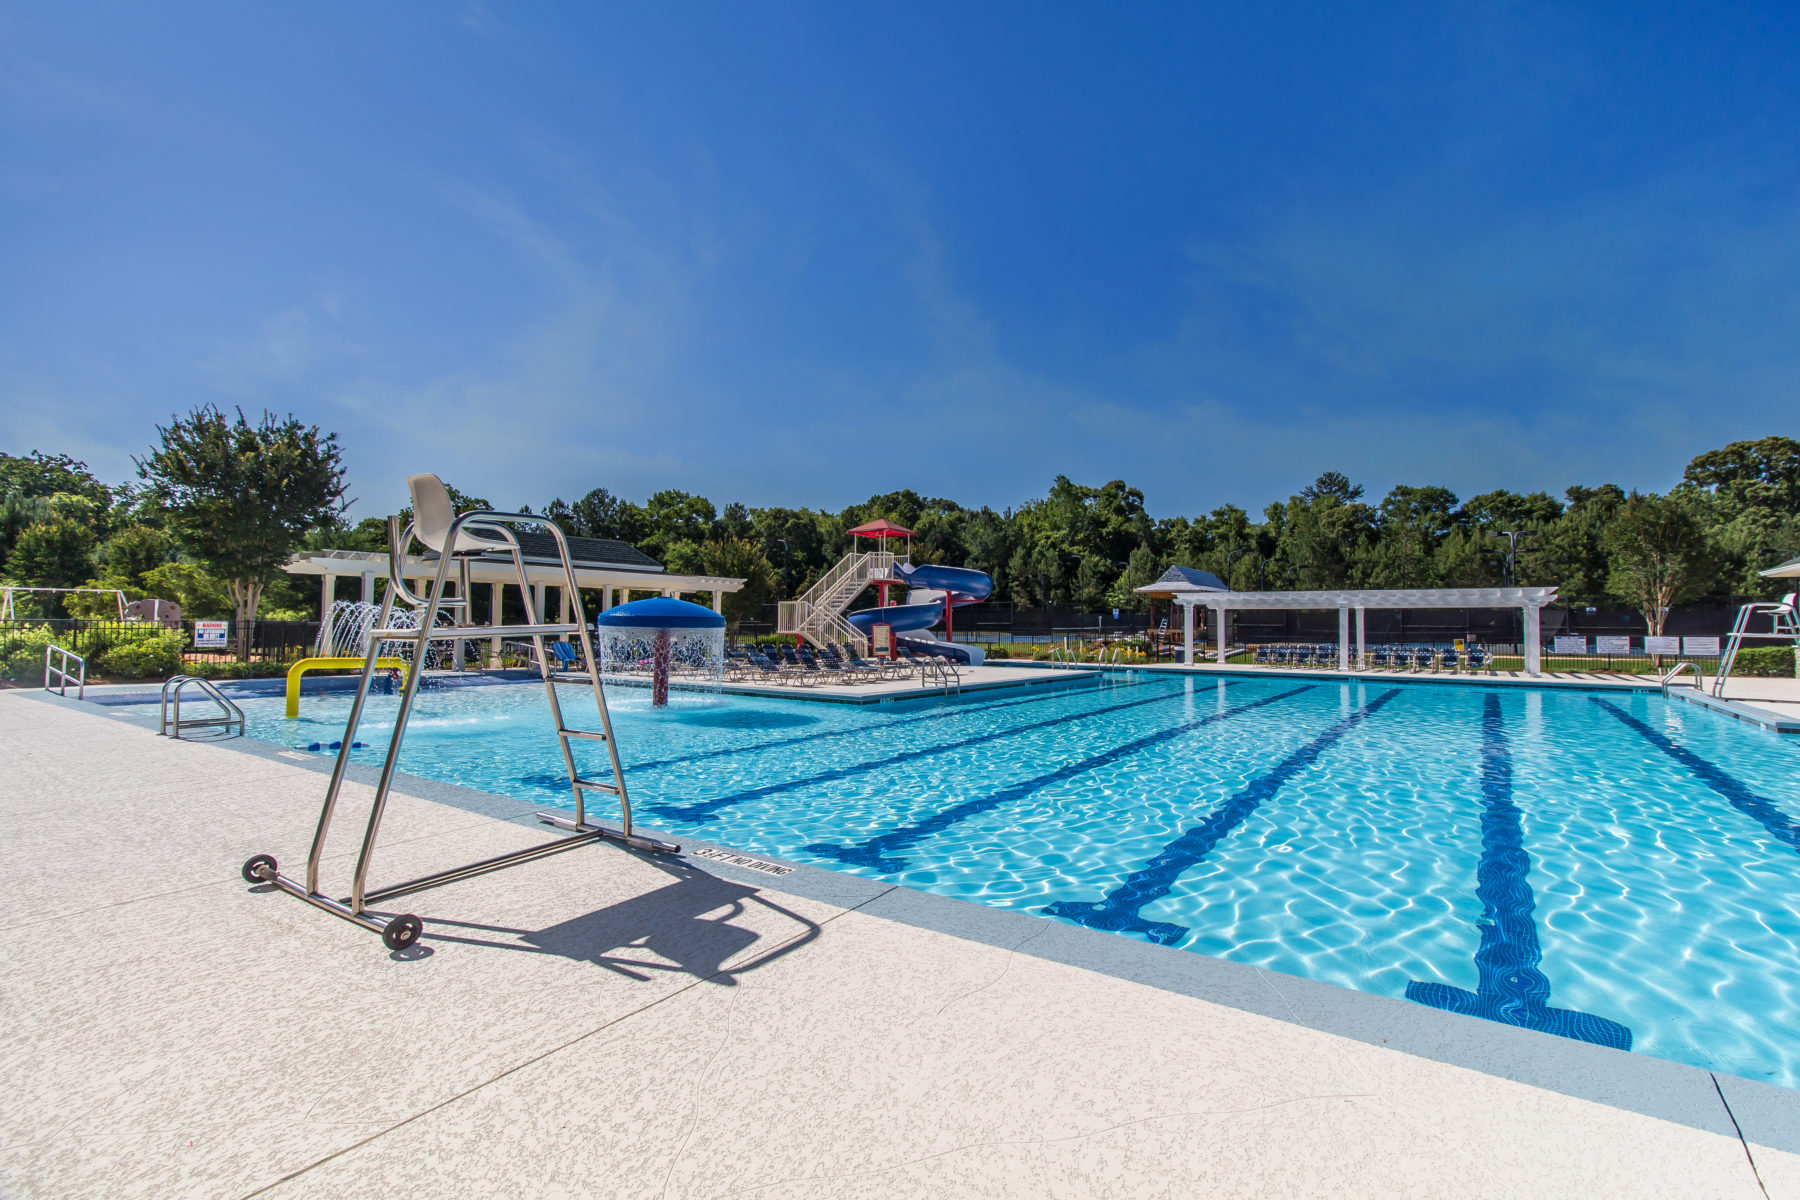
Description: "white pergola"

(285, 549), (745, 664)
(1140, 584), (1561, 676)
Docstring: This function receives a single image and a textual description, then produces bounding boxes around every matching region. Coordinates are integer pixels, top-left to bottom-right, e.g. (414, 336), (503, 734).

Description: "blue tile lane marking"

(647, 680), (1233, 823)
(615, 674), (1173, 773)
(805, 686), (1316, 873)
(1406, 693), (1633, 1049)
(1042, 688), (1401, 945)
(1593, 698), (1800, 855)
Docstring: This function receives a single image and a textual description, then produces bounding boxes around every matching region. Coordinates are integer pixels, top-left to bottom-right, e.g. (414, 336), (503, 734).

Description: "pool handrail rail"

(158, 674), (245, 739)
(44, 643), (84, 698)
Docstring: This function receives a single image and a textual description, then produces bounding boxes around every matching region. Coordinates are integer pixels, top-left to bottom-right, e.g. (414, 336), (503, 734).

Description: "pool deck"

(5, 689), (1799, 1198)
(648, 663), (1094, 704)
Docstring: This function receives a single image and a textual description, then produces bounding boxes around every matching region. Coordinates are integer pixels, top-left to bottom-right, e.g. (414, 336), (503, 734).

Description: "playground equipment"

(285, 655), (409, 718)
(779, 519), (993, 663)
(594, 597), (726, 707)
(1, 586), (128, 620)
(244, 474), (675, 953)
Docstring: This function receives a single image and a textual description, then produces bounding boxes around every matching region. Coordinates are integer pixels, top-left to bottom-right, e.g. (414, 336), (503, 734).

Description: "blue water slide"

(844, 601), (943, 637)
(892, 563), (993, 604)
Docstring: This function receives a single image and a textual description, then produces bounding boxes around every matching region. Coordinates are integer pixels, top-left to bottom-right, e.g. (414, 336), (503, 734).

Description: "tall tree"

(138, 407), (347, 659)
(1604, 492), (1713, 637)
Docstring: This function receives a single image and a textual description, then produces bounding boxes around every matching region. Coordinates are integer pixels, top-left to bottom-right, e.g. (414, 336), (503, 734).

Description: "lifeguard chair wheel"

(242, 853), (277, 884)
(382, 914), (423, 952)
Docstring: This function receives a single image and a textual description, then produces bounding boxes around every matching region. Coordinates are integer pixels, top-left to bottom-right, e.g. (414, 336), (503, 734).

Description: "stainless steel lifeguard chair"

(243, 474), (678, 951)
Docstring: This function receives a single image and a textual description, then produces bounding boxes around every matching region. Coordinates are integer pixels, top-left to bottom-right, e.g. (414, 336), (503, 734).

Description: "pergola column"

(1182, 601), (1195, 664)
(489, 583), (503, 666)
(1215, 605), (1229, 664)
(360, 571), (375, 605)
(1338, 607), (1350, 670)
(531, 581), (547, 624)
(319, 573), (337, 654)
(1524, 603), (1542, 676)
(1355, 607), (1366, 670)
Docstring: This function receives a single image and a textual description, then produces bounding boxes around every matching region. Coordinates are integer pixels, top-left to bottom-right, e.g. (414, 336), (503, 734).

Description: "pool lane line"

(612, 673), (1182, 773)
(646, 679), (1237, 824)
(1041, 688), (1401, 945)
(1593, 698), (1800, 856)
(515, 674), (1196, 791)
(805, 686), (1317, 873)
(1406, 693), (1633, 1050)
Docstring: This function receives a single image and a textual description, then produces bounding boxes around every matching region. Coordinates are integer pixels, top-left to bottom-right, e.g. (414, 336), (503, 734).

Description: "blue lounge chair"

(1466, 645), (1491, 674)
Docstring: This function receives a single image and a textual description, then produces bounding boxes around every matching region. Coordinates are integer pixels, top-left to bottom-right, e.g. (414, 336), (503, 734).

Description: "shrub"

(95, 630), (186, 679)
(1731, 646), (1797, 678)
(184, 659), (288, 680)
(0, 625), (68, 683)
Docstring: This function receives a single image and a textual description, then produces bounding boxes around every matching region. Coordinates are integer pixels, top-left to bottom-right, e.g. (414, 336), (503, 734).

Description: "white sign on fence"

(1645, 636), (1681, 655)
(1553, 636), (1588, 654)
(1595, 635), (1632, 655)
(1683, 636), (1721, 656)
(193, 620), (229, 649)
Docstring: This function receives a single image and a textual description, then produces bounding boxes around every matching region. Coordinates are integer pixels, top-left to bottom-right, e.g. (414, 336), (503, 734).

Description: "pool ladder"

(159, 675), (245, 739)
(243, 474), (678, 952)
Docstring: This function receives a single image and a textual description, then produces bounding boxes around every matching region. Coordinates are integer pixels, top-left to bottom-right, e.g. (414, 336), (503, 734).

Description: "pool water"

(244, 672), (1800, 1087)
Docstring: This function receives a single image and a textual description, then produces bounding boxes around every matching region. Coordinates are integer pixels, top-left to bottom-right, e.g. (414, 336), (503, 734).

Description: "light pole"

(1488, 529), (1535, 587)
(1226, 546), (1253, 589)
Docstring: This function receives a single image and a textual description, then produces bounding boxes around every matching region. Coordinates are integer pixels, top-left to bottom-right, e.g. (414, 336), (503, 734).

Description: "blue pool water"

(243, 671), (1800, 1087)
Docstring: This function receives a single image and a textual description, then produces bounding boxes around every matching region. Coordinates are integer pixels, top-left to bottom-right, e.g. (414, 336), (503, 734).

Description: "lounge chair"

(1439, 646), (1460, 673)
(827, 643), (885, 682)
(547, 640), (586, 673)
(796, 645), (850, 683)
(1466, 645), (1491, 674)
(840, 643), (900, 681)
(746, 647), (809, 685)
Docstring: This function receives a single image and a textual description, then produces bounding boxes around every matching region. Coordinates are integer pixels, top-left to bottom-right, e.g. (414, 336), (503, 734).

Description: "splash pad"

(319, 599), (459, 670)
(594, 597), (726, 707)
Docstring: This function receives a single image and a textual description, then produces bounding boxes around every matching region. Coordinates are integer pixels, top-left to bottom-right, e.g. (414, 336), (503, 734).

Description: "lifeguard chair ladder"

(1710, 592), (1800, 698)
(243, 474), (678, 951)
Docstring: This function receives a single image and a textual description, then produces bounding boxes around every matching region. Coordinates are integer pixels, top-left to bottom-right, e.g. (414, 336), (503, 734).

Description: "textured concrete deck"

(2, 691), (1794, 1198)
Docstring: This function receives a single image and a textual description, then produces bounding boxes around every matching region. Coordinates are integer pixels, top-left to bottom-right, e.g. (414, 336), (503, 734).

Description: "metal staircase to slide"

(776, 550), (895, 651)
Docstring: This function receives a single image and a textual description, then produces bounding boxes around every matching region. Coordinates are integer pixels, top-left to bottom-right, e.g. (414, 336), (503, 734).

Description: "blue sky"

(2, 3), (1796, 520)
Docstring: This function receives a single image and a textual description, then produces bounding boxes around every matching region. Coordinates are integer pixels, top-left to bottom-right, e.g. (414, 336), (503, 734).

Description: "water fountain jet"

(594, 597), (726, 707)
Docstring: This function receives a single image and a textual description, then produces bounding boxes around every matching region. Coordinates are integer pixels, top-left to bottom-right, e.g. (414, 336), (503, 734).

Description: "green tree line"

(4, 424), (1796, 639)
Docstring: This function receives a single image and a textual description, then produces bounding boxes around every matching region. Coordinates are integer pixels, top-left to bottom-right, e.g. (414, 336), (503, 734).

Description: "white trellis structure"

(1141, 584), (1561, 676)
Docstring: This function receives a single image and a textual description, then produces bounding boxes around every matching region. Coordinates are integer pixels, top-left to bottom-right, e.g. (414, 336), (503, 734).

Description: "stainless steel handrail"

(1660, 661), (1703, 691)
(44, 645), (85, 698)
(158, 675), (246, 739)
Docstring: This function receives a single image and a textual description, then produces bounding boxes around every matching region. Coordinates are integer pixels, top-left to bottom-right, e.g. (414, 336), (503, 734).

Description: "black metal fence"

(0, 618), (322, 664)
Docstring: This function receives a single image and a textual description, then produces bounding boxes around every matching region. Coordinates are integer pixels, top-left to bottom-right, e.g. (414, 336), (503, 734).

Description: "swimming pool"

(244, 671), (1800, 1087)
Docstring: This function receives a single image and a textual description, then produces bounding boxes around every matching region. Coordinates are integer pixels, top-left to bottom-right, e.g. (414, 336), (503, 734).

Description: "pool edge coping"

(22, 685), (1800, 1159)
